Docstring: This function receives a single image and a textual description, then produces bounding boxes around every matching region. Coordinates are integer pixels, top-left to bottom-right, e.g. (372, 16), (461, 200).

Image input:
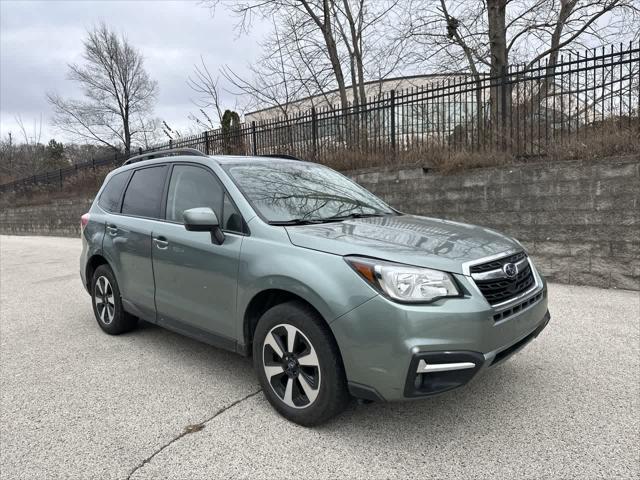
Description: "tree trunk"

(300, 0), (350, 149)
(542, 1), (577, 95)
(324, 31), (349, 111)
(356, 49), (366, 107)
(349, 54), (358, 105)
(487, 0), (510, 148)
(355, 48), (367, 149)
(123, 112), (131, 156)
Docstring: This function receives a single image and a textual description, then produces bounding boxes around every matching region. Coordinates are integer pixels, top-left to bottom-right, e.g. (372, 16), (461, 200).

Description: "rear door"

(102, 164), (168, 321)
(151, 163), (245, 345)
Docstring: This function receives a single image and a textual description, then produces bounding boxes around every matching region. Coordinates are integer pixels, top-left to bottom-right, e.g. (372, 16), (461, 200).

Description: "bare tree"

(137, 117), (164, 148)
(401, 0), (639, 77)
(299, 0), (350, 110)
(47, 23), (158, 155)
(207, 0), (352, 110)
(0, 132), (14, 178)
(0, 115), (66, 179)
(332, 0), (402, 107)
(285, 12), (338, 107)
(15, 114), (43, 145)
(206, 0), (405, 117)
(397, 0), (639, 136)
(222, 17), (316, 119)
(187, 56), (225, 127)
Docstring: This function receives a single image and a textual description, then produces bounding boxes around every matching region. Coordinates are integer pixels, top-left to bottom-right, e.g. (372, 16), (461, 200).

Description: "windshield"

(224, 161), (396, 223)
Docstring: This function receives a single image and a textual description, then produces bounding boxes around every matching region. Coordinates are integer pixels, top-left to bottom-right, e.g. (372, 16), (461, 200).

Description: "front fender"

(236, 236), (377, 342)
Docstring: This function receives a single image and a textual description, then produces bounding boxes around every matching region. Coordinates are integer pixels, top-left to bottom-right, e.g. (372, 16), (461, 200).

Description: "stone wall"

(0, 198), (93, 238)
(1, 155), (638, 289)
(351, 154), (639, 290)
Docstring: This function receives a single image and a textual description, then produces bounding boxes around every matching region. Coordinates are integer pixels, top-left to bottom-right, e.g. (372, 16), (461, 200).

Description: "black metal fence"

(2, 41), (638, 194)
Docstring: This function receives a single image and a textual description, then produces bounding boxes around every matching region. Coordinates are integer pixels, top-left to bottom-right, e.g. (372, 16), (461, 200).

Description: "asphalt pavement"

(1, 235), (638, 479)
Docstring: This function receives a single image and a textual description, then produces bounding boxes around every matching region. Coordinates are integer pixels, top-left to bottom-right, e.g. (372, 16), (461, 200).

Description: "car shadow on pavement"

(321, 356), (554, 442)
(118, 320), (257, 387)
(127, 319), (546, 436)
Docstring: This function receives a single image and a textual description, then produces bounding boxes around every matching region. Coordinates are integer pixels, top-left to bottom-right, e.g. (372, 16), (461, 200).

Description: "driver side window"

(166, 165), (223, 223)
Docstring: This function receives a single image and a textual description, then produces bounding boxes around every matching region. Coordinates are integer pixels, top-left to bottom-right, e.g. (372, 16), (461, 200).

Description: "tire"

(91, 264), (137, 335)
(253, 300), (349, 426)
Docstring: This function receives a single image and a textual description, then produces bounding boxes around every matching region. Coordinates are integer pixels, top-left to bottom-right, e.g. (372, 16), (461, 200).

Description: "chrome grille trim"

(461, 249), (520, 276)
(470, 257), (529, 281)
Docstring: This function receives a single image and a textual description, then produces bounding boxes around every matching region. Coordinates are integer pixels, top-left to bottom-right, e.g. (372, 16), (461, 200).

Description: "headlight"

(345, 256), (460, 303)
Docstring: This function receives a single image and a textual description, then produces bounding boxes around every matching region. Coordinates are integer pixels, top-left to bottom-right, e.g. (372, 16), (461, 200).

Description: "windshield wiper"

(270, 212), (395, 226)
(268, 218), (325, 226)
(320, 212), (389, 222)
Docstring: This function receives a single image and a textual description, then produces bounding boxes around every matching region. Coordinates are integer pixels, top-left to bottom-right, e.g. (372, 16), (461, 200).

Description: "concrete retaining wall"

(351, 155), (639, 290)
(0, 199), (93, 238)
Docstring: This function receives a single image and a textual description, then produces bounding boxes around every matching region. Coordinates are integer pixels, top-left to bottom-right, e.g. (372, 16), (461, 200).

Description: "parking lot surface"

(0, 235), (638, 479)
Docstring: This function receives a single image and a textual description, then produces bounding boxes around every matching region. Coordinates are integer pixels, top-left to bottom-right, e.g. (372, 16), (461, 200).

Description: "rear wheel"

(253, 301), (349, 426)
(91, 264), (137, 335)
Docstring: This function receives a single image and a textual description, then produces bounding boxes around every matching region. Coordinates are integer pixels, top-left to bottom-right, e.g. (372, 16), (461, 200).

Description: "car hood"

(284, 215), (521, 275)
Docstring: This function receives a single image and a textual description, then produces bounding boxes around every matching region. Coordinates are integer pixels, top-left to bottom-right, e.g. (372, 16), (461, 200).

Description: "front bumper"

(404, 310), (550, 398)
(330, 271), (549, 402)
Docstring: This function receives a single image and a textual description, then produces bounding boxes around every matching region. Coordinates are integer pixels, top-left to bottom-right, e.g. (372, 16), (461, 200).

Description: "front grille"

(469, 252), (526, 274)
(471, 252), (535, 306)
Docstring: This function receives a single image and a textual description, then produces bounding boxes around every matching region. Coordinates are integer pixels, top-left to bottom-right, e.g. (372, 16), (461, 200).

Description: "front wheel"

(253, 301), (349, 426)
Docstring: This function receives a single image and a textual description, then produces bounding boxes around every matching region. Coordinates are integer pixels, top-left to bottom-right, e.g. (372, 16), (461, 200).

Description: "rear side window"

(121, 166), (168, 218)
(166, 165), (223, 223)
(98, 172), (129, 212)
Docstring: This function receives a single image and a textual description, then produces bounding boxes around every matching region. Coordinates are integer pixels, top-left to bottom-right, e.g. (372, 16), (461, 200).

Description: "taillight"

(81, 213), (90, 231)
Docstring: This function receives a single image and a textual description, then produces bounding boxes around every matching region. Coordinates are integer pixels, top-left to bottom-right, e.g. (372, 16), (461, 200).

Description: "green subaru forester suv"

(80, 148), (550, 425)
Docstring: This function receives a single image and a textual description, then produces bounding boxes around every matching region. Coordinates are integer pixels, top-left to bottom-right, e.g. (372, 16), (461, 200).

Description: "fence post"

(204, 131), (210, 155)
(91, 158), (95, 170)
(59, 169), (63, 190)
(390, 90), (396, 155)
(311, 107), (318, 159)
(500, 66), (508, 151)
(251, 121), (257, 156)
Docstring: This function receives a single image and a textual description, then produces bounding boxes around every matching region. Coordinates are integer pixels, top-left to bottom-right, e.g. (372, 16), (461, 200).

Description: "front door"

(151, 164), (244, 344)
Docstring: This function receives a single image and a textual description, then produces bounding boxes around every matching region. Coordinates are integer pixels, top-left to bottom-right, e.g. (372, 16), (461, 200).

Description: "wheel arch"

(242, 289), (338, 357)
(85, 254), (110, 290)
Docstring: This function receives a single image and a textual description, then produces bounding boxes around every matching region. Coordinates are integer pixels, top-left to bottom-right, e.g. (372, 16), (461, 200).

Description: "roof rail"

(259, 153), (302, 161)
(123, 147), (208, 165)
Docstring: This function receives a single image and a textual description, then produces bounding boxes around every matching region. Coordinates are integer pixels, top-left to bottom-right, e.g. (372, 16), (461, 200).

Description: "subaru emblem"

(503, 263), (518, 278)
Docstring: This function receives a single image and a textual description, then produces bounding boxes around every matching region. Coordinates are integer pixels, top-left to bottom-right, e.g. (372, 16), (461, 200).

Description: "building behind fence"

(1, 42), (638, 194)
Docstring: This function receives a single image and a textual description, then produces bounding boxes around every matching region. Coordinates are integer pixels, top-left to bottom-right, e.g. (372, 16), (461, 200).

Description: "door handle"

(154, 237), (169, 250)
(106, 224), (118, 236)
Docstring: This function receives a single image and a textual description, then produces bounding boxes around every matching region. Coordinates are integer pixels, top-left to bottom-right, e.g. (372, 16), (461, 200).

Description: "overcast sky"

(0, 0), (268, 144)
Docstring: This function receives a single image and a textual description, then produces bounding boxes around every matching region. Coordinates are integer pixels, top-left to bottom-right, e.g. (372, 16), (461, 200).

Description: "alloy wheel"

(262, 323), (321, 409)
(94, 276), (115, 325)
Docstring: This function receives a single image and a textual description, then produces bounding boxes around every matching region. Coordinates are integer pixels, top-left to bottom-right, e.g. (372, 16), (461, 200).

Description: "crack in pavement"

(126, 389), (262, 480)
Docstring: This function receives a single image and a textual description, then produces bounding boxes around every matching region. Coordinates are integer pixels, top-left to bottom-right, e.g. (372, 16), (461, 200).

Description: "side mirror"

(183, 207), (225, 245)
